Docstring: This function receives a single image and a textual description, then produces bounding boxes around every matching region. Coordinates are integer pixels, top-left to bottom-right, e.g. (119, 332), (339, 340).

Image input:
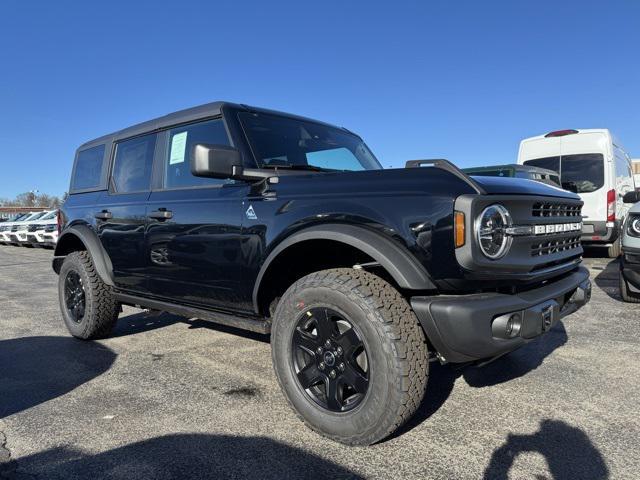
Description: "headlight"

(629, 216), (640, 237)
(476, 204), (512, 259)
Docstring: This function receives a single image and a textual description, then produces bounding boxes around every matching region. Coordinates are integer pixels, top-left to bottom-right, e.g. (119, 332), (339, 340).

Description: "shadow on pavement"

(0, 434), (362, 480)
(592, 258), (622, 302)
(483, 419), (609, 479)
(391, 322), (568, 440)
(0, 336), (116, 419)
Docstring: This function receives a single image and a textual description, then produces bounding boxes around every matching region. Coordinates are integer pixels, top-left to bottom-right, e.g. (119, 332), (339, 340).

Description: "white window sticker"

(169, 131), (188, 165)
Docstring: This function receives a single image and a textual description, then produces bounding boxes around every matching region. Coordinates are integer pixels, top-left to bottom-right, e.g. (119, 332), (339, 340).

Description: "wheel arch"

(53, 224), (114, 286)
(252, 224), (435, 315)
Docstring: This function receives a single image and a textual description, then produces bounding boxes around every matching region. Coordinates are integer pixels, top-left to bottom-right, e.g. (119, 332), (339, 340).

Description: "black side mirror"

(622, 190), (640, 204)
(191, 144), (243, 179)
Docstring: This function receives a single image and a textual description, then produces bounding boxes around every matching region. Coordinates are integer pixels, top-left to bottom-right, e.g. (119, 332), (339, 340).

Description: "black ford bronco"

(54, 102), (591, 445)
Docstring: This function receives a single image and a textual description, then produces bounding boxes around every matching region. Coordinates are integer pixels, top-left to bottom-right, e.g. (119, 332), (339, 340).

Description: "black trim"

(53, 224), (114, 286)
(252, 224), (436, 313)
(405, 159), (486, 195)
(114, 293), (270, 334)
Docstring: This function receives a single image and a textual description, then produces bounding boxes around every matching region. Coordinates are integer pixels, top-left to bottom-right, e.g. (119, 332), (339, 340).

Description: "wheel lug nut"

(324, 340), (331, 348)
(319, 362), (325, 370)
(336, 346), (343, 356)
(329, 370), (336, 379)
(316, 347), (323, 355)
(338, 363), (345, 371)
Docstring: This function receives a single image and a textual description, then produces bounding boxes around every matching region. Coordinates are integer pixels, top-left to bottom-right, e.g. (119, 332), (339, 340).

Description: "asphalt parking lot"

(0, 246), (638, 480)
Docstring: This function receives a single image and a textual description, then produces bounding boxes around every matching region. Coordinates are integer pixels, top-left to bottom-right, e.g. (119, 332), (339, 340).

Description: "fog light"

(492, 312), (523, 339)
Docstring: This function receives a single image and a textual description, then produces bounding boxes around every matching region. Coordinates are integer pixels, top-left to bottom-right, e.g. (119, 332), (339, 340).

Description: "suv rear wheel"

(271, 268), (428, 445)
(58, 251), (120, 339)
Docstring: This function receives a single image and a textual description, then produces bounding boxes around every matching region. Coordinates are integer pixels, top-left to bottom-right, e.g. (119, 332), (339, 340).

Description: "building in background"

(633, 159), (640, 189)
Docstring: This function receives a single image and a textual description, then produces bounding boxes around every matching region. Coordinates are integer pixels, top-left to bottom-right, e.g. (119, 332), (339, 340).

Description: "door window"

(112, 134), (157, 193)
(164, 119), (231, 189)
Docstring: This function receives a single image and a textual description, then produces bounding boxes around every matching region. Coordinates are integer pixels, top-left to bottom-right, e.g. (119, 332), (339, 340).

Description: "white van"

(517, 129), (635, 257)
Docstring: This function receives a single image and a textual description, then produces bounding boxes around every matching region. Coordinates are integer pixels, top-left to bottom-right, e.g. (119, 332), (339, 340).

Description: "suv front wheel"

(58, 251), (120, 339)
(271, 268), (428, 445)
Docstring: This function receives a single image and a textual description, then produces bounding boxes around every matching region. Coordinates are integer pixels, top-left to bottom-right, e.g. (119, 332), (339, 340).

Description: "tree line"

(0, 192), (67, 209)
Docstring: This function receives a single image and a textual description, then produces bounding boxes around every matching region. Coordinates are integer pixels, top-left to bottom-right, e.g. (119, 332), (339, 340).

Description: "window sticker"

(169, 131), (188, 165)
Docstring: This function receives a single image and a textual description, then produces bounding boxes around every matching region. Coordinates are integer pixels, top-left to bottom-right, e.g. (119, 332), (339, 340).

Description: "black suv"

(54, 102), (591, 445)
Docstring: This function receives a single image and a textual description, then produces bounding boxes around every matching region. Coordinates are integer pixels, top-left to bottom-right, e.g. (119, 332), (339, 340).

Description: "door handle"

(94, 210), (112, 220)
(149, 209), (173, 220)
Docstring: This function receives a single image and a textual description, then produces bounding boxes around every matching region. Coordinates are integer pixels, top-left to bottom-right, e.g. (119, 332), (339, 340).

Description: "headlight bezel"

(475, 204), (513, 260)
(628, 215), (640, 238)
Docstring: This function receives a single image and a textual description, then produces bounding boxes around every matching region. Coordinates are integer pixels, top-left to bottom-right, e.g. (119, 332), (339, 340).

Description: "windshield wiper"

(261, 164), (337, 172)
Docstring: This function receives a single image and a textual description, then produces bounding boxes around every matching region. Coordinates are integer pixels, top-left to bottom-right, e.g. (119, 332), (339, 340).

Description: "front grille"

(0, 226), (7, 232)
(28, 224), (42, 232)
(11, 226), (19, 232)
(531, 235), (581, 256)
(532, 202), (581, 217)
(44, 225), (56, 232)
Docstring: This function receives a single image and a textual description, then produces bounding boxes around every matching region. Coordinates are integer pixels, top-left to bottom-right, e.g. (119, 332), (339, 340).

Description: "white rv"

(518, 129), (635, 257)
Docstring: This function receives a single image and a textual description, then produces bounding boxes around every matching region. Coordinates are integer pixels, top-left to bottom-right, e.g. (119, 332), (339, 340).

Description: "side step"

(114, 293), (271, 334)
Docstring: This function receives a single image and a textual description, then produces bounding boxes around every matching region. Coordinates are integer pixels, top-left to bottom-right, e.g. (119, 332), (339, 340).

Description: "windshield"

(238, 112), (382, 172)
(523, 154), (604, 193)
(41, 211), (57, 220)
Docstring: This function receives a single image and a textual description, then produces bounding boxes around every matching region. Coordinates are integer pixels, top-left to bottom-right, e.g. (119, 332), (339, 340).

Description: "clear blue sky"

(1, 0), (639, 198)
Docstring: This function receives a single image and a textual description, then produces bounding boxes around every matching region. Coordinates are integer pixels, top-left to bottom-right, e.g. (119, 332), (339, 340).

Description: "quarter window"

(164, 119), (231, 189)
(72, 144), (105, 190)
(112, 134), (157, 193)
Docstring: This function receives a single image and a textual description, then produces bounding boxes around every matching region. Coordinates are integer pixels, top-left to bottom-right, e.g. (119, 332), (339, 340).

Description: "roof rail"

(405, 159), (486, 195)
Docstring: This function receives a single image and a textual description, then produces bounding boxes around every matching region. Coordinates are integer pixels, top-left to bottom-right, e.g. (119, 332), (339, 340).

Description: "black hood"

(471, 175), (580, 200)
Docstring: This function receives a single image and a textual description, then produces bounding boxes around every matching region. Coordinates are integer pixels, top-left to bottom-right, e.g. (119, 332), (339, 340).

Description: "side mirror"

(622, 190), (640, 204)
(191, 144), (243, 179)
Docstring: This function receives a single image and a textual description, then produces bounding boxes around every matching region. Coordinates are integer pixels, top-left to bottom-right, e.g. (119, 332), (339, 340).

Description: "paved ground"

(0, 246), (638, 479)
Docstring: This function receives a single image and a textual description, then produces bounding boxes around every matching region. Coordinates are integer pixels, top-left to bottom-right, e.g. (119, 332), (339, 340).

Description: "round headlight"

(630, 217), (640, 236)
(476, 204), (512, 259)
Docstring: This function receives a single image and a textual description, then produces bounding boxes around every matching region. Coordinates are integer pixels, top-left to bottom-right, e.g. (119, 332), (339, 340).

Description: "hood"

(471, 175), (580, 200)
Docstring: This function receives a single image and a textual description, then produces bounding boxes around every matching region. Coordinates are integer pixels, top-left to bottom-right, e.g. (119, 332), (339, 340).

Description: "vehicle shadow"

(0, 336), (116, 419)
(391, 321), (568, 440)
(483, 419), (609, 479)
(0, 433), (363, 480)
(111, 311), (270, 343)
(592, 258), (622, 302)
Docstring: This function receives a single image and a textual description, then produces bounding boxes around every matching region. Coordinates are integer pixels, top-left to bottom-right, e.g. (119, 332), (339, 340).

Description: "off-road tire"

(58, 251), (120, 339)
(619, 269), (640, 303)
(607, 239), (621, 258)
(271, 268), (428, 446)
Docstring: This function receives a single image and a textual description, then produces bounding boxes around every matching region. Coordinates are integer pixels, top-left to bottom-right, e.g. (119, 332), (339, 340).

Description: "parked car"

(3, 211), (48, 245)
(53, 102), (591, 445)
(518, 129), (636, 257)
(24, 210), (59, 247)
(0, 213), (30, 244)
(463, 164), (561, 187)
(619, 191), (640, 302)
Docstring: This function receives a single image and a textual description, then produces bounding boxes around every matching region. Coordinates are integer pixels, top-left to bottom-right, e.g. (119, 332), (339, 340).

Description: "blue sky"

(1, 0), (639, 198)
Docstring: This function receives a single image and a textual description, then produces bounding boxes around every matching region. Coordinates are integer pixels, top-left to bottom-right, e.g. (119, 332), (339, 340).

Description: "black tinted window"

(112, 134), (156, 193)
(164, 119), (231, 189)
(561, 154), (604, 193)
(72, 144), (105, 190)
(523, 156), (560, 173)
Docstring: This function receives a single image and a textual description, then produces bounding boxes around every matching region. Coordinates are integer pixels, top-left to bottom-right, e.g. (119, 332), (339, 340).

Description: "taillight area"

(607, 189), (616, 223)
(56, 209), (62, 235)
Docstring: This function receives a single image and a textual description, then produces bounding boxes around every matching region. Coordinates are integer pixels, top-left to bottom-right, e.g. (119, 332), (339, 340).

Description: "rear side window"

(112, 134), (157, 193)
(72, 144), (105, 190)
(561, 154), (604, 193)
(164, 119), (231, 189)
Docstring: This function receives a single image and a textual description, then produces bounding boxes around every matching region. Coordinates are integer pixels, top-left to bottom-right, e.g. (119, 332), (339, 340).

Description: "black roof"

(78, 101), (346, 150)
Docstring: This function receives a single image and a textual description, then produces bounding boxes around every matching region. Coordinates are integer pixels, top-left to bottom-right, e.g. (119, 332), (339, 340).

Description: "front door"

(144, 118), (249, 312)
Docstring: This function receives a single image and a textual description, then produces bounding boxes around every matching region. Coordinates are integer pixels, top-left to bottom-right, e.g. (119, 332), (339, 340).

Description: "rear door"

(95, 133), (157, 293)
(613, 145), (634, 221)
(144, 118), (249, 312)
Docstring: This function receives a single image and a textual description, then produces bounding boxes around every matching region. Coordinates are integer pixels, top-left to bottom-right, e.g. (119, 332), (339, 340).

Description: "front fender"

(252, 223), (436, 312)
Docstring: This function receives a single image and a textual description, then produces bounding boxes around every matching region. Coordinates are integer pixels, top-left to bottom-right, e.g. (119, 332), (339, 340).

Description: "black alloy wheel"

(291, 307), (369, 412)
(64, 270), (86, 323)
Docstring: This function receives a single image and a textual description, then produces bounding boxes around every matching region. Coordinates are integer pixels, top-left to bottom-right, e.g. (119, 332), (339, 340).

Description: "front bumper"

(411, 266), (591, 363)
(621, 246), (640, 293)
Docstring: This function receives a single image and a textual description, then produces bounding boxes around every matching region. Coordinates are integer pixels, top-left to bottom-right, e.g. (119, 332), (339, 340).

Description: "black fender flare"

(252, 224), (436, 312)
(53, 224), (115, 287)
